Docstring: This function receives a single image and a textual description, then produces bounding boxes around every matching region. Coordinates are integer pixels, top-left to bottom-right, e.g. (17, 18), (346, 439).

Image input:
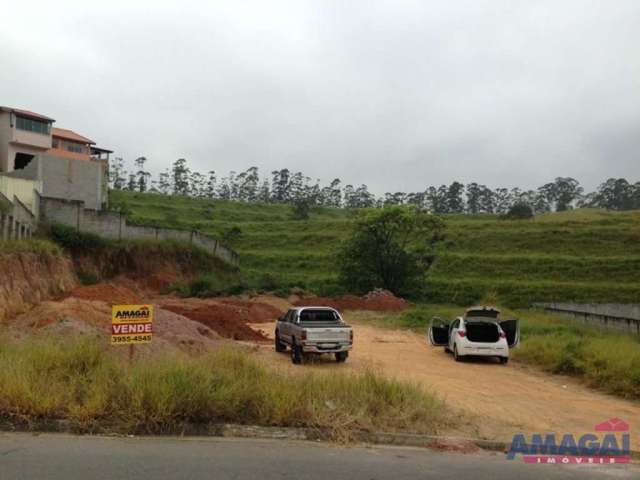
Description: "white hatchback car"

(428, 306), (519, 364)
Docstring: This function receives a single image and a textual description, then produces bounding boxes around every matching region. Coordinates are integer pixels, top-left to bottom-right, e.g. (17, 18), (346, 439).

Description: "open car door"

(428, 316), (450, 346)
(499, 318), (520, 348)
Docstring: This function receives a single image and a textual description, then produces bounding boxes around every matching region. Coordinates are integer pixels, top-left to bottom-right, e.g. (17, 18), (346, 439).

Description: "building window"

(14, 153), (35, 170)
(15, 116), (51, 135)
(65, 141), (85, 154)
(52, 138), (59, 148)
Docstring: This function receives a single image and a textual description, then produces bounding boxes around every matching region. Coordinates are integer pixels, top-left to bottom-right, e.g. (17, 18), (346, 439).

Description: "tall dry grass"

(0, 338), (449, 438)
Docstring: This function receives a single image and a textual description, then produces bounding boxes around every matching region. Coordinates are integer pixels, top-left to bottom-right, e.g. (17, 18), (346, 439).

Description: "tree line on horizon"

(108, 157), (640, 214)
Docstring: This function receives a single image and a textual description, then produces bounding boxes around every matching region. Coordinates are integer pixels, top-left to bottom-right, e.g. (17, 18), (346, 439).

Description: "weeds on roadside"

(0, 338), (450, 438)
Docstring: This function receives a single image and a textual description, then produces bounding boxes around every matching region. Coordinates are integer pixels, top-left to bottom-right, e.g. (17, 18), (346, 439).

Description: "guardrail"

(533, 302), (640, 335)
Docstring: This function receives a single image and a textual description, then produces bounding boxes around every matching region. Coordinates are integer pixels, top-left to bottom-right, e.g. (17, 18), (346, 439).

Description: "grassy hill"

(110, 190), (640, 306)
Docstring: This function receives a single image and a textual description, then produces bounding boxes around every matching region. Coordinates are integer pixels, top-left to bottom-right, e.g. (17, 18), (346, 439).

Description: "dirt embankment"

(0, 252), (77, 323)
(295, 289), (408, 312)
(72, 250), (197, 291)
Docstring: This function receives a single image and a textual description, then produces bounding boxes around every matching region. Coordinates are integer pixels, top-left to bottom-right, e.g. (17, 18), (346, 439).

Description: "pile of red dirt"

(295, 289), (408, 312)
(7, 296), (226, 357)
(161, 298), (281, 342)
(162, 303), (269, 342)
(66, 283), (144, 305)
(217, 298), (284, 323)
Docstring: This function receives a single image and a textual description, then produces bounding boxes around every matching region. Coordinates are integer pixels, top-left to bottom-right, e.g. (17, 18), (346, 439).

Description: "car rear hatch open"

(465, 321), (500, 342)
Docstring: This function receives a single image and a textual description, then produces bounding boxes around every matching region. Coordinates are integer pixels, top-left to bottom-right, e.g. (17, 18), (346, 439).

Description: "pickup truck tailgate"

(306, 328), (351, 343)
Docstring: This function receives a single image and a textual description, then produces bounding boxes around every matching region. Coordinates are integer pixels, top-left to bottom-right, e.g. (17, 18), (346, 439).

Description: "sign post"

(111, 305), (154, 361)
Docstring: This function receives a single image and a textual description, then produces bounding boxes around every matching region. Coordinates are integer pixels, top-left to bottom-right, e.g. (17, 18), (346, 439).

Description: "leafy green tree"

(446, 181), (465, 213)
(291, 199), (311, 220)
(493, 187), (512, 214)
(337, 206), (445, 296)
(157, 169), (172, 195)
(134, 156), (150, 192)
(109, 157), (127, 190)
(238, 166), (259, 202)
(216, 177), (231, 200)
(594, 178), (634, 210)
(172, 158), (190, 196)
(257, 178), (271, 203)
(190, 171), (207, 197)
(504, 202), (534, 219)
(205, 171), (217, 199)
(465, 183), (482, 214)
(383, 192), (407, 206)
(478, 186), (496, 213)
(554, 177), (583, 211)
(357, 185), (376, 208)
(271, 169), (291, 202)
(425, 186), (447, 213)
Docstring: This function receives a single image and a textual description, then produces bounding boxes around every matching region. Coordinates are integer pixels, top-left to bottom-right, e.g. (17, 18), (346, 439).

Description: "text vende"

(112, 323), (153, 335)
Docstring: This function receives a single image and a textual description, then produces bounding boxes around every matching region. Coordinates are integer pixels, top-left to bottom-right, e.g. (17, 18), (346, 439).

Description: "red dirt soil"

(159, 298), (282, 342)
(161, 301), (272, 342)
(7, 297), (226, 357)
(67, 283), (281, 343)
(295, 289), (408, 312)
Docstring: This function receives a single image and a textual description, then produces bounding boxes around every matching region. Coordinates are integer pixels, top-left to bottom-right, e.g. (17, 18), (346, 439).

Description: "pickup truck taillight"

(457, 330), (466, 338)
(350, 330), (353, 343)
(301, 331), (307, 341)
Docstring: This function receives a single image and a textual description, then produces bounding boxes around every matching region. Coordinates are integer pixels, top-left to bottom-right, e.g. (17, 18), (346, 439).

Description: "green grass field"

(110, 190), (640, 306)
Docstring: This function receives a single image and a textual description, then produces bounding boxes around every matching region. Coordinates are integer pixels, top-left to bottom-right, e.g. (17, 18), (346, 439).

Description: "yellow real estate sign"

(111, 305), (153, 345)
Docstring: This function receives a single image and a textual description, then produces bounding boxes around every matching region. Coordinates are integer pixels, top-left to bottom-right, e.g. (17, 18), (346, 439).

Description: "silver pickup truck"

(275, 307), (353, 364)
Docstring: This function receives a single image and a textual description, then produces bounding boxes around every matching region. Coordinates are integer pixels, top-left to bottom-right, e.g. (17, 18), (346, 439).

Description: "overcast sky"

(2, 1), (639, 193)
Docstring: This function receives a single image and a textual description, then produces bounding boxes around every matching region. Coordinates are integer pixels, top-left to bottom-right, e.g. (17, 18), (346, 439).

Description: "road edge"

(0, 421), (637, 460)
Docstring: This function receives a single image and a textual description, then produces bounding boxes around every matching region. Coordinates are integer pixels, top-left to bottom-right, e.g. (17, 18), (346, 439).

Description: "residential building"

(0, 106), (112, 211)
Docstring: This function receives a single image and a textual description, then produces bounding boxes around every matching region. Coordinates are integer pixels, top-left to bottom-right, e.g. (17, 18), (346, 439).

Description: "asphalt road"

(0, 433), (636, 480)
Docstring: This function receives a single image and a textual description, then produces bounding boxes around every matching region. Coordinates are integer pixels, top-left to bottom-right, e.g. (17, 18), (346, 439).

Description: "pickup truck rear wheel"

(275, 331), (286, 352)
(291, 342), (303, 364)
(335, 351), (348, 363)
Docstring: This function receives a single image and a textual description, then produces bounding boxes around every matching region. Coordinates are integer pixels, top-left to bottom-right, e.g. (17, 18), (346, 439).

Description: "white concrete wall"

(0, 175), (42, 216)
(534, 302), (640, 335)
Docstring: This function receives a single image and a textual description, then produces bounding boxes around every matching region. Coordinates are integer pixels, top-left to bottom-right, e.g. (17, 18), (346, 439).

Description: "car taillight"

(350, 330), (353, 343)
(499, 331), (506, 339)
(301, 331), (307, 341)
(457, 330), (466, 337)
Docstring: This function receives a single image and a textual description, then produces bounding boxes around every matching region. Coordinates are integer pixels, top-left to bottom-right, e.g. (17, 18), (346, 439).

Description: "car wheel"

(454, 345), (462, 362)
(291, 342), (303, 365)
(335, 351), (348, 363)
(275, 331), (286, 352)
(500, 356), (509, 365)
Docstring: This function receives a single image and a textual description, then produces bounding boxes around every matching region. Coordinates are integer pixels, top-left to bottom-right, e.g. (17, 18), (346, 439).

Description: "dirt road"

(251, 315), (640, 446)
